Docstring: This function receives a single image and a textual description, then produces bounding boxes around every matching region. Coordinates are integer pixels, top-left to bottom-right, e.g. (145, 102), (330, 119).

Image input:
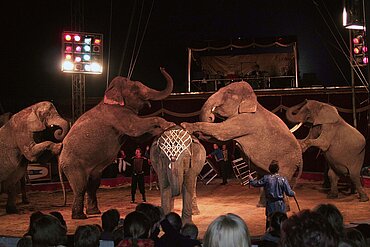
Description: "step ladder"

(231, 157), (255, 186)
(198, 159), (219, 185)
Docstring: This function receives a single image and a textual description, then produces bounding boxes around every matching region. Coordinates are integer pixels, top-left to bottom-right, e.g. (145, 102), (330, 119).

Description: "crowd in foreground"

(13, 201), (370, 247)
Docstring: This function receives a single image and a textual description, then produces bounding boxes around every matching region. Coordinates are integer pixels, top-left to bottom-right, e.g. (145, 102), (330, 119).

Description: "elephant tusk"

(211, 106), (216, 113)
(169, 163), (172, 169)
(290, 122), (303, 133)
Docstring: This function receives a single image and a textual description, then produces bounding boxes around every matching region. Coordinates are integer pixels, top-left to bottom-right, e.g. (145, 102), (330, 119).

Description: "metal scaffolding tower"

(71, 74), (85, 123)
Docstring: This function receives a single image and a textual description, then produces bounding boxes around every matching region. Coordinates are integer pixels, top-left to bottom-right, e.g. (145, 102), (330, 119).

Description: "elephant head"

(286, 100), (340, 126)
(103, 67), (173, 112)
(200, 82), (257, 122)
(24, 101), (70, 141)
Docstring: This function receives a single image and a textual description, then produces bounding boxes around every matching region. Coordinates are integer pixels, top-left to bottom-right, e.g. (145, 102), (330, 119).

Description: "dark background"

(2, 0), (355, 113)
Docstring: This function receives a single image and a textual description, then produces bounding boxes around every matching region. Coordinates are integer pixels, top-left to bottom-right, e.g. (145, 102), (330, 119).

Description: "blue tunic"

(250, 174), (295, 216)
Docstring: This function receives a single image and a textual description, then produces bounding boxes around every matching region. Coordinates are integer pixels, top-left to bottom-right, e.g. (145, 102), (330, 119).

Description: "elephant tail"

(58, 163), (67, 206)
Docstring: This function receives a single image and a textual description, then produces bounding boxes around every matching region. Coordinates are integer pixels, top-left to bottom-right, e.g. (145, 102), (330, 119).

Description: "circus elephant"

(150, 125), (206, 224)
(286, 99), (369, 202)
(0, 101), (69, 213)
(59, 68), (176, 219)
(181, 82), (303, 203)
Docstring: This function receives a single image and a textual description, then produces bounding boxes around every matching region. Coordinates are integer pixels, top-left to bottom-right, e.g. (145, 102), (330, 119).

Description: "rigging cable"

(118, 0), (138, 76)
(128, 0), (155, 79)
(106, 0), (113, 88)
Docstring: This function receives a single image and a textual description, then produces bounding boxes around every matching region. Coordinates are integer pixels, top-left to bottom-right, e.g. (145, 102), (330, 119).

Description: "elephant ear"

(104, 77), (125, 106)
(238, 93), (257, 113)
(314, 104), (340, 125)
(27, 107), (46, 132)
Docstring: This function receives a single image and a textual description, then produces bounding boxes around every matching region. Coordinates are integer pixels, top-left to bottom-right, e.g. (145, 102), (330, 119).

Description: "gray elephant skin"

(286, 99), (369, 202)
(59, 68), (175, 219)
(0, 101), (69, 213)
(150, 125), (206, 224)
(182, 82), (303, 190)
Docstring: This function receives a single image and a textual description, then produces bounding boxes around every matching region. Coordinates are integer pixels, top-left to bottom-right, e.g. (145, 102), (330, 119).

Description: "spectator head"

(74, 224), (101, 247)
(49, 211), (66, 229)
(203, 213), (251, 247)
(17, 236), (32, 247)
(268, 160), (279, 174)
(280, 209), (338, 247)
(269, 211), (287, 234)
(165, 212), (182, 233)
(25, 211), (45, 236)
(213, 144), (219, 149)
(101, 209), (120, 233)
(313, 203), (344, 238)
(135, 203), (161, 235)
(135, 148), (142, 157)
(181, 223), (199, 240)
(112, 225), (125, 246)
(124, 211), (151, 240)
(30, 214), (67, 247)
(345, 228), (367, 247)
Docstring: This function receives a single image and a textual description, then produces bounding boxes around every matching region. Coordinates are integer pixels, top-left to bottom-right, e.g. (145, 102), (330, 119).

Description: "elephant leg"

(349, 173), (369, 202)
(161, 186), (173, 215)
(64, 167), (88, 219)
(20, 175), (29, 204)
(86, 171), (102, 215)
(4, 163), (28, 214)
(182, 180), (193, 224)
(327, 168), (339, 198)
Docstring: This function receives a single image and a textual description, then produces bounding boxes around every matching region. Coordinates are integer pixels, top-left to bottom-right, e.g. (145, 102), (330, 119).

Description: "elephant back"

(155, 125), (192, 163)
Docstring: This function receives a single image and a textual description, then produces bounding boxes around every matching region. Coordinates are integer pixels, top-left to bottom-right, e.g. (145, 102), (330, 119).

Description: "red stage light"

(353, 37), (360, 44)
(354, 47), (361, 54)
(75, 56), (82, 62)
(74, 35), (81, 42)
(65, 54), (72, 60)
(94, 39), (101, 45)
(65, 34), (72, 41)
(362, 46), (368, 53)
(93, 46), (100, 52)
(363, 57), (368, 64)
(65, 46), (72, 52)
(75, 46), (82, 52)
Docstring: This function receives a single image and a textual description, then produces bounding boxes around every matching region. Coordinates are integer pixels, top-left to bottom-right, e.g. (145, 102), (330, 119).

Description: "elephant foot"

(327, 192), (338, 199)
(6, 205), (19, 214)
(192, 208), (200, 215)
(359, 194), (369, 202)
(86, 208), (101, 215)
(72, 212), (88, 219)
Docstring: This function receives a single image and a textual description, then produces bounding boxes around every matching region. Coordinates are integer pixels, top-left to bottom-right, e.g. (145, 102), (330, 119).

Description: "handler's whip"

(293, 195), (301, 211)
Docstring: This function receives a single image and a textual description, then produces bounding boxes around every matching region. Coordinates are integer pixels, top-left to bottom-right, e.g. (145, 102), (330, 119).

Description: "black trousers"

(131, 173), (145, 201)
(219, 160), (228, 183)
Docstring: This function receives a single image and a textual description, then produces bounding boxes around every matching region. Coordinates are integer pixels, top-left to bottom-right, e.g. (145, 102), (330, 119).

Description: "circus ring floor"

(0, 175), (369, 239)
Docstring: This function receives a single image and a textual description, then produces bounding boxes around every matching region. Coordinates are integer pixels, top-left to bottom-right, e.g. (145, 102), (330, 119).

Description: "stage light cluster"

(352, 30), (368, 65)
(61, 31), (103, 74)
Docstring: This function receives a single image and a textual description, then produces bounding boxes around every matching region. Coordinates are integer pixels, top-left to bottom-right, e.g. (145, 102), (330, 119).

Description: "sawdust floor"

(0, 178), (369, 238)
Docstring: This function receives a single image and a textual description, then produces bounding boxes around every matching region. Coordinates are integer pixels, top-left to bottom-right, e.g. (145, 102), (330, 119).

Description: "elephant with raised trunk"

(59, 68), (176, 219)
(0, 101), (69, 213)
(286, 99), (369, 202)
(181, 82), (303, 204)
(150, 125), (206, 224)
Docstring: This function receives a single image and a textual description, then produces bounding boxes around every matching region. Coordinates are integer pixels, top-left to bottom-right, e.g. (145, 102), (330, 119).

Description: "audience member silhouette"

(157, 212), (201, 247)
(203, 213), (251, 247)
(101, 209), (120, 241)
(74, 224), (101, 247)
(24, 211), (45, 237)
(280, 209), (338, 247)
(313, 204), (345, 241)
(345, 227), (367, 247)
(181, 223), (199, 241)
(29, 214), (67, 247)
(118, 211), (154, 247)
(135, 203), (162, 241)
(259, 211), (287, 247)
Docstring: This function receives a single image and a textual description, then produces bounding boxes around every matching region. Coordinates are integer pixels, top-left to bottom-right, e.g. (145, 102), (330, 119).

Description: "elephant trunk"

(143, 68), (173, 101)
(48, 117), (70, 141)
(286, 100), (307, 123)
(200, 95), (217, 122)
